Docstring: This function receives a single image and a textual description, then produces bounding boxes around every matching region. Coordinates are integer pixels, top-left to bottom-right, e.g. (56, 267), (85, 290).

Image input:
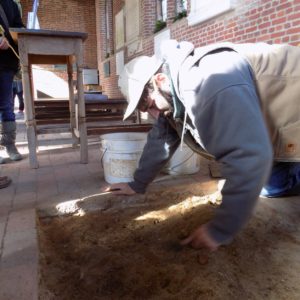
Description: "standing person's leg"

(16, 81), (24, 112)
(12, 81), (22, 119)
(261, 162), (300, 197)
(0, 70), (22, 163)
(0, 70), (15, 120)
(17, 91), (24, 112)
(285, 163), (300, 195)
(12, 81), (17, 110)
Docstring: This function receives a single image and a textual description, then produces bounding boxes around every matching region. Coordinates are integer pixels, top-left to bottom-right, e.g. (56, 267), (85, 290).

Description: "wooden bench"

(34, 97), (152, 135)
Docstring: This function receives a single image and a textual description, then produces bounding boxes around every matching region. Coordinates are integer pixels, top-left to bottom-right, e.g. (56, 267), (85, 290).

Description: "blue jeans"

(0, 70), (15, 122)
(261, 162), (300, 197)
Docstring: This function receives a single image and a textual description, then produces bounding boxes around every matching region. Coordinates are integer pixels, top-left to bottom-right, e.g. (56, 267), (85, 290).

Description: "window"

(125, 0), (140, 43)
(105, 0), (111, 55)
(188, 0), (235, 26)
(174, 0), (187, 22)
(176, 0), (187, 14)
(157, 0), (167, 21)
(155, 0), (167, 33)
(115, 9), (124, 50)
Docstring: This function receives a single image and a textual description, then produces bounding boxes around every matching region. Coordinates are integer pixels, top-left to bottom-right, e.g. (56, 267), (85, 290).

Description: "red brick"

(272, 17), (287, 25)
(259, 22), (272, 29)
(290, 34), (300, 42)
(287, 27), (300, 34)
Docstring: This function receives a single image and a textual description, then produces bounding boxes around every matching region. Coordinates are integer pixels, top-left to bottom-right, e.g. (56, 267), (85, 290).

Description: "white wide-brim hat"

(118, 55), (163, 120)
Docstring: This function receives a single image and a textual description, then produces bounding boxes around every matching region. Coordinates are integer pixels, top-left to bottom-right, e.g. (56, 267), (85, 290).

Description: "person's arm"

(0, 1), (23, 52)
(107, 116), (180, 195)
(194, 84), (273, 246)
(129, 115), (181, 193)
(11, 1), (24, 28)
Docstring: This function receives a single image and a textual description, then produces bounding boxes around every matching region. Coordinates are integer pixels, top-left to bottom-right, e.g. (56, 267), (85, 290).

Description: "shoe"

(0, 176), (12, 189)
(6, 144), (22, 161)
(0, 156), (5, 164)
(15, 111), (24, 120)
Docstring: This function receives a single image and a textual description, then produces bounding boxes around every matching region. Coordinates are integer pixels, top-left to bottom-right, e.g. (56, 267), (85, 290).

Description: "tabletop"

(9, 28), (88, 42)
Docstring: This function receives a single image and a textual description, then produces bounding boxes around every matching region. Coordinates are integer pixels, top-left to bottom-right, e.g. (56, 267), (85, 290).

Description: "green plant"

(154, 20), (166, 34)
(105, 50), (114, 59)
(173, 9), (187, 22)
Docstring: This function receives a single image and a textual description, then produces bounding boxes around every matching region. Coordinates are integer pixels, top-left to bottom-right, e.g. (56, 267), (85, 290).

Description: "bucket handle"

(100, 148), (107, 169)
(169, 152), (194, 174)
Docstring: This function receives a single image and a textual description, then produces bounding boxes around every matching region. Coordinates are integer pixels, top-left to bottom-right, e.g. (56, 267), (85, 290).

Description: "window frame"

(176, 0), (187, 15)
(125, 0), (141, 43)
(187, 0), (235, 26)
(105, 0), (111, 56)
(115, 9), (125, 51)
(157, 0), (168, 22)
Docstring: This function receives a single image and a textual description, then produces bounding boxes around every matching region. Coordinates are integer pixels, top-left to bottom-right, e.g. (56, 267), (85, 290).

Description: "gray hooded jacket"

(129, 41), (300, 244)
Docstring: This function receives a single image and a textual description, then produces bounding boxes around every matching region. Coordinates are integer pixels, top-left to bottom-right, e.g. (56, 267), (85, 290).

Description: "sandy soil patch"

(38, 189), (300, 300)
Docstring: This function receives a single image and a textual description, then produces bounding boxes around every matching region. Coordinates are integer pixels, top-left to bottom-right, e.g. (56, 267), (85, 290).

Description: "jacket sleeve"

(11, 2), (24, 28)
(9, 2), (24, 47)
(196, 84), (273, 244)
(0, 1), (24, 71)
(3, 1), (24, 45)
(129, 116), (181, 193)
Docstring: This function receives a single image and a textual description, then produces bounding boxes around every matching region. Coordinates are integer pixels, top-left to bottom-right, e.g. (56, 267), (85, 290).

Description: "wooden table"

(10, 28), (88, 168)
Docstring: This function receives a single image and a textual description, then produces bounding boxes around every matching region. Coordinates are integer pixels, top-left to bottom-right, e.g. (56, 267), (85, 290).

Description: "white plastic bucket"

(165, 143), (200, 175)
(100, 132), (147, 184)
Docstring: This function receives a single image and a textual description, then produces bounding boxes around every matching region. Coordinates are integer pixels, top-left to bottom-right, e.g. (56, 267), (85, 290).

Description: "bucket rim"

(100, 132), (148, 142)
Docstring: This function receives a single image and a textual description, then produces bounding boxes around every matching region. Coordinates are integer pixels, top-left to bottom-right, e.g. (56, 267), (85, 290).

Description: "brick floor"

(0, 116), (217, 299)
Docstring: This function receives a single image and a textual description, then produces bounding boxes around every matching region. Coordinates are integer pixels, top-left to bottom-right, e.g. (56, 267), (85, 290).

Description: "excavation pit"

(38, 184), (300, 299)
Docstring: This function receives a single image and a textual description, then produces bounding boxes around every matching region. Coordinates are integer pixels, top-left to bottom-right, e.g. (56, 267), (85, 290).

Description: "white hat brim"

(123, 57), (163, 120)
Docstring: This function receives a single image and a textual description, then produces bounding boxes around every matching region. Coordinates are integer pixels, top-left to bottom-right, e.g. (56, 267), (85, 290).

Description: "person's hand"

(180, 224), (220, 252)
(0, 36), (9, 50)
(103, 182), (136, 195)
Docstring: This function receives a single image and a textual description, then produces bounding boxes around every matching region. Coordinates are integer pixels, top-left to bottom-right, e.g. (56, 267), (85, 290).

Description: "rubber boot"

(0, 121), (22, 162)
(0, 144), (7, 164)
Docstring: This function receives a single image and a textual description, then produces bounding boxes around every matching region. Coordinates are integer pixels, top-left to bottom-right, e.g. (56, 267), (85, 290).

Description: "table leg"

(21, 64), (39, 169)
(67, 56), (79, 147)
(76, 61), (88, 163)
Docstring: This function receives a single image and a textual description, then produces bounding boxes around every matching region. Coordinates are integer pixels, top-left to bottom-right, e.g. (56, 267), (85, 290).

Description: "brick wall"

(19, 0), (300, 99)
(170, 0), (300, 47)
(99, 0), (300, 98)
(93, 0), (123, 98)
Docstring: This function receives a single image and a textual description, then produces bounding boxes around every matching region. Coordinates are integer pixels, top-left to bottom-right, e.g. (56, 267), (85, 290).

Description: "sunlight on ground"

(53, 188), (222, 221)
(38, 144), (74, 152)
(0, 142), (75, 158)
(55, 191), (120, 217)
(135, 191), (222, 222)
(16, 141), (74, 153)
(55, 198), (85, 216)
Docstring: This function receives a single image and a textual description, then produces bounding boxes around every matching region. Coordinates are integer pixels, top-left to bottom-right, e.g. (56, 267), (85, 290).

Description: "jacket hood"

(159, 40), (195, 102)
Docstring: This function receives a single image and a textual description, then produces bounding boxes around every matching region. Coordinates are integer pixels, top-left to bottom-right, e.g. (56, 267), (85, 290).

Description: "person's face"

(137, 73), (171, 119)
